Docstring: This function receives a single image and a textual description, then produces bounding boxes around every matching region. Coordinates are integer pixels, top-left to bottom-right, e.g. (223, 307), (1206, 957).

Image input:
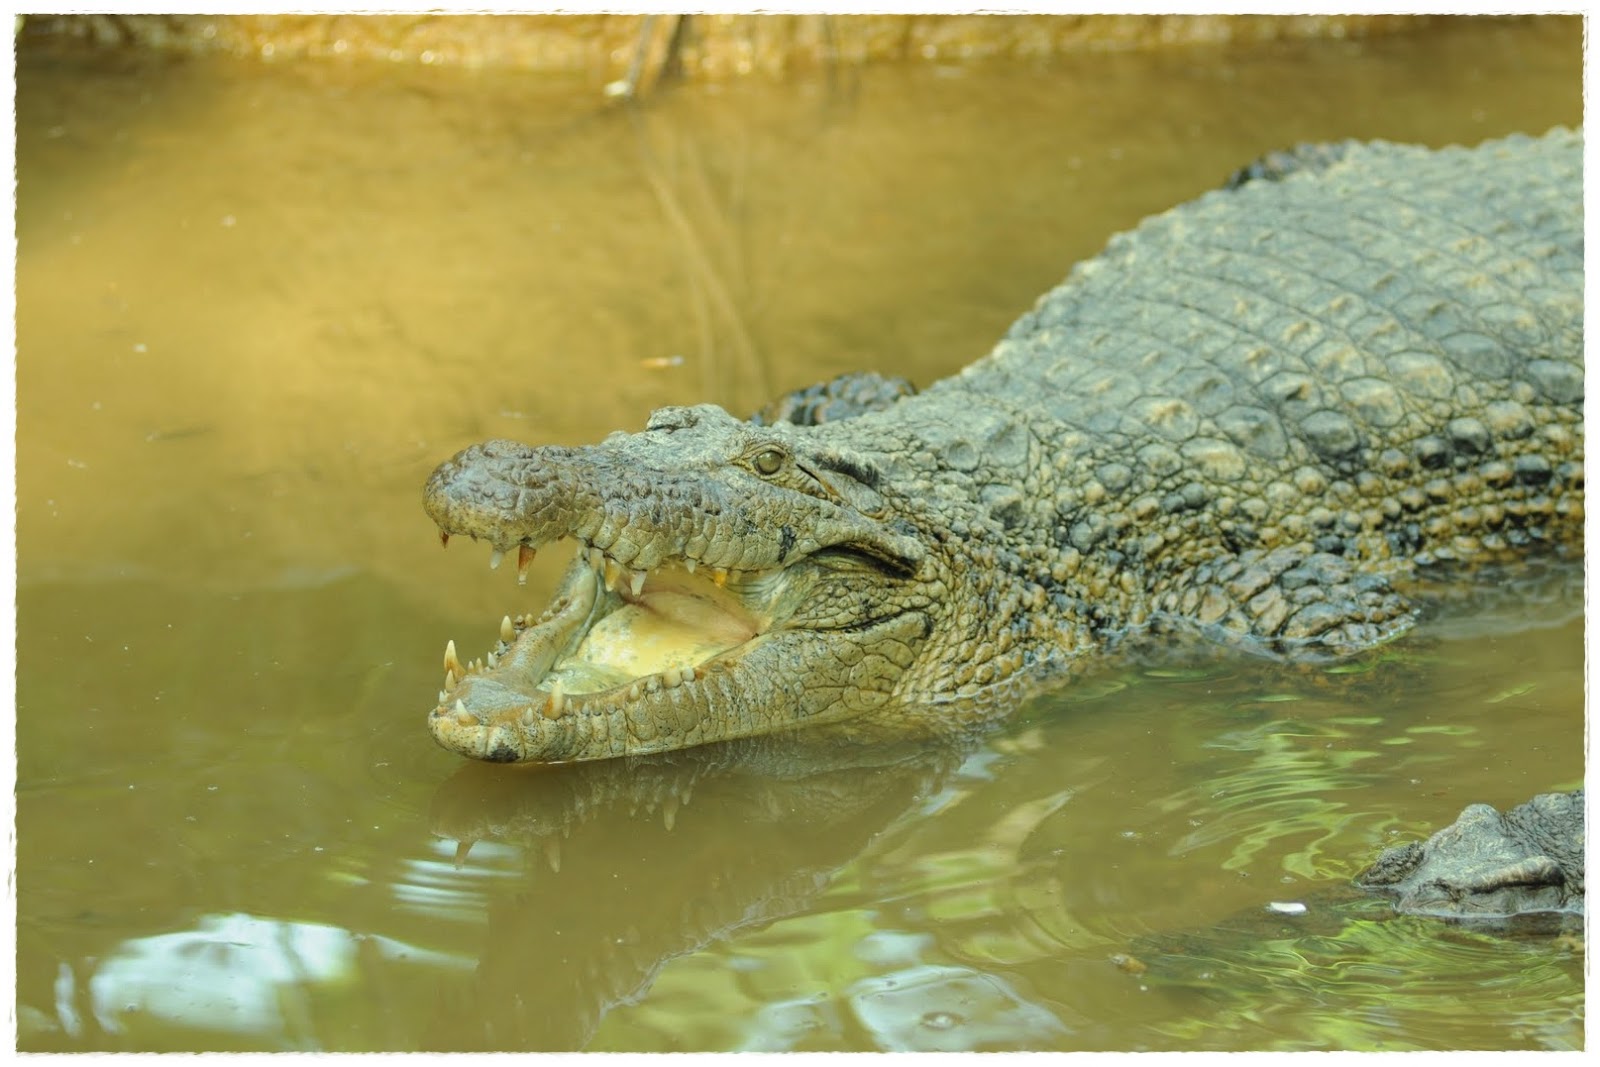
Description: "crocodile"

(422, 128), (1583, 764)
(1357, 789), (1584, 921)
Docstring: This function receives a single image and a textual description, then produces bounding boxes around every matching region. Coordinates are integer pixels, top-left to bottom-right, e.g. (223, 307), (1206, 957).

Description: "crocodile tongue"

(550, 567), (764, 693)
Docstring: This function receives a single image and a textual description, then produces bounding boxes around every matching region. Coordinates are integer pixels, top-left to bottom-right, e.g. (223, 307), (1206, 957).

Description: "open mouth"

(428, 534), (791, 760)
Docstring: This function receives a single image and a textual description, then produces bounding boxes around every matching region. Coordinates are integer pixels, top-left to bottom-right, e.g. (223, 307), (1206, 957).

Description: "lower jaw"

(428, 653), (749, 762)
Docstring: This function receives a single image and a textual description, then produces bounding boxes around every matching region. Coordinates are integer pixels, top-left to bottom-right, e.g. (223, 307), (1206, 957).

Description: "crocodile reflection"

(423, 730), (977, 1051)
(415, 571), (1584, 1053)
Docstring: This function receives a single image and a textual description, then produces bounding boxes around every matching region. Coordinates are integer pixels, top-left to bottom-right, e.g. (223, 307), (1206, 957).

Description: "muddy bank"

(27, 13), (1446, 86)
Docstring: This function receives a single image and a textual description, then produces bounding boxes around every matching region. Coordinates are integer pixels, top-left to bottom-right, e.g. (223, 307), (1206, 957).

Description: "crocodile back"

(831, 129), (1581, 662)
(956, 128), (1581, 472)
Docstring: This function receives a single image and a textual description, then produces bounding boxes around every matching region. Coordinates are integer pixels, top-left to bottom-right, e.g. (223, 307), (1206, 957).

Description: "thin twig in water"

(628, 106), (768, 407)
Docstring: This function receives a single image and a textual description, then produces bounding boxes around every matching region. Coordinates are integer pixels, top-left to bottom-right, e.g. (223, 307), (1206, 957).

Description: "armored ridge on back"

(422, 128), (1582, 765)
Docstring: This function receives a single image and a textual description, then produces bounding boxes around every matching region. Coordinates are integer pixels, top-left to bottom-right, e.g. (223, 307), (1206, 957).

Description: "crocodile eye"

(753, 449), (784, 476)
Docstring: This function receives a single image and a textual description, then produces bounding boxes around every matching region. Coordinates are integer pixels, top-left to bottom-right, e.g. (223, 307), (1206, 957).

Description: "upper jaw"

(423, 437), (926, 582)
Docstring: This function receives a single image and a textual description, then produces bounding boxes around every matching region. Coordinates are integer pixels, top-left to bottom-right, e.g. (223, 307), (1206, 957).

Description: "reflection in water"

(413, 612), (1584, 1052)
(14, 14), (1585, 1053)
(844, 964), (1071, 1051)
(1135, 901), (1584, 1051)
(423, 734), (972, 1050)
(81, 914), (470, 1050)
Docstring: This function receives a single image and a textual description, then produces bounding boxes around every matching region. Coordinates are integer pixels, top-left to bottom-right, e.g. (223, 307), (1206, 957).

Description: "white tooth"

(489, 548), (504, 570)
(547, 680), (566, 718)
(544, 838), (562, 874)
(629, 569), (646, 597)
(517, 544), (535, 585)
(520, 705), (536, 727)
(663, 794), (679, 831)
(628, 682), (643, 701)
(438, 690), (449, 703)
(444, 669), (458, 690)
(453, 700), (475, 726)
(684, 558), (697, 574)
(661, 669), (681, 690)
(679, 666), (695, 685)
(602, 557), (623, 592)
(487, 651), (499, 669)
(588, 546), (605, 574)
(501, 615), (515, 643)
(443, 639), (463, 675)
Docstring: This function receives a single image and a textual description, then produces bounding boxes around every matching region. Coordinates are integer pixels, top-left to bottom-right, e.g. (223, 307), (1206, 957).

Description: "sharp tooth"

(517, 544), (535, 585)
(684, 558), (697, 574)
(712, 567), (729, 587)
(543, 837), (562, 874)
(588, 546), (605, 575)
(661, 669), (681, 690)
(487, 651), (499, 669)
(438, 689), (448, 703)
(439, 530), (450, 548)
(453, 839), (473, 868)
(520, 705), (536, 727)
(679, 666), (695, 685)
(543, 680), (566, 719)
(663, 794), (679, 831)
(444, 639), (464, 676)
(629, 569), (646, 597)
(602, 556), (624, 592)
(453, 700), (476, 726)
(501, 615), (516, 643)
(489, 548), (504, 570)
(629, 682), (642, 700)
(444, 669), (457, 690)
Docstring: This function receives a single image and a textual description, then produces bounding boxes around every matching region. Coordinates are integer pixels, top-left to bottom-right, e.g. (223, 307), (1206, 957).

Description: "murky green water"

(15, 16), (1584, 1052)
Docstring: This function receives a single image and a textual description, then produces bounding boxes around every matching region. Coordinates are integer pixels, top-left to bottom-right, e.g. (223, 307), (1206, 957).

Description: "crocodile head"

(422, 404), (936, 762)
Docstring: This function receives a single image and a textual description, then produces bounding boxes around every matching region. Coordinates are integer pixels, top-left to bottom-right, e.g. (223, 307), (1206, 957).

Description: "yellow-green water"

(15, 15), (1584, 1051)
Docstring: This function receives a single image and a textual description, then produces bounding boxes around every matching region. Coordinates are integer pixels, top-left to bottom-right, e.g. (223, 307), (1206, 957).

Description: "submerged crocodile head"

(423, 403), (944, 762)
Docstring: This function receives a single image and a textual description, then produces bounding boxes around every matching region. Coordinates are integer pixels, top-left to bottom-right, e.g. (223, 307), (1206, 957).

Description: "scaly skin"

(1357, 791), (1584, 919)
(423, 128), (1583, 763)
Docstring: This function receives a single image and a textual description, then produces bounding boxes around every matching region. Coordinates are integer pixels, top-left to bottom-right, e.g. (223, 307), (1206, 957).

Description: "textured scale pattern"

(823, 129), (1581, 682)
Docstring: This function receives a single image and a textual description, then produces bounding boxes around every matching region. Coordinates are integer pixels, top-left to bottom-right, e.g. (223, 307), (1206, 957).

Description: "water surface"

(15, 16), (1584, 1051)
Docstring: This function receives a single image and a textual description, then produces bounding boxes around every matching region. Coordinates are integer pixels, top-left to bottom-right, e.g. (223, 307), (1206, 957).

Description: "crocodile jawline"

(427, 537), (885, 762)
